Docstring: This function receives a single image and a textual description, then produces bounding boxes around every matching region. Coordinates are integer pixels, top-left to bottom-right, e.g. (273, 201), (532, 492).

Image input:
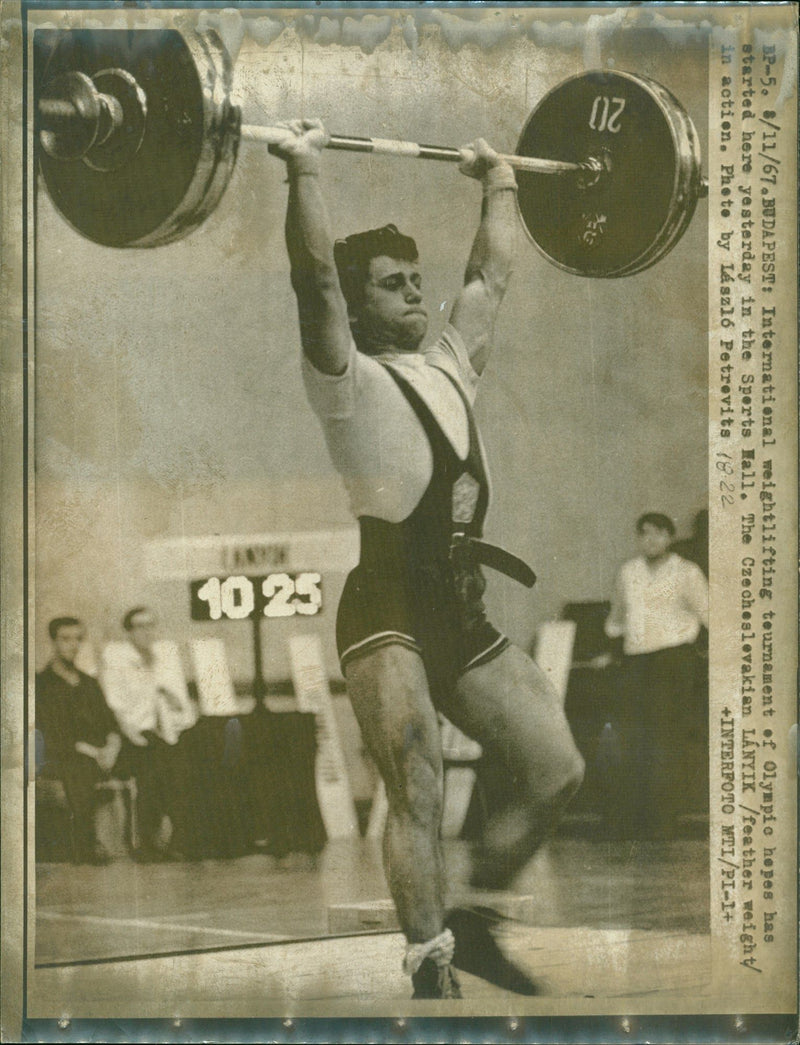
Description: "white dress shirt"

(100, 640), (198, 746)
(605, 553), (709, 656)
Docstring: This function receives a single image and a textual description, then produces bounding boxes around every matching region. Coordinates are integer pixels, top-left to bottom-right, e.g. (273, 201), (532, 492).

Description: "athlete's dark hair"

(122, 606), (151, 631)
(635, 512), (675, 537)
(48, 616), (82, 640)
(333, 224), (418, 313)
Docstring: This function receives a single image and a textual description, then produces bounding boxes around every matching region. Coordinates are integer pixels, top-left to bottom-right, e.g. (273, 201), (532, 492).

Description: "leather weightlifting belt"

(450, 532), (537, 589)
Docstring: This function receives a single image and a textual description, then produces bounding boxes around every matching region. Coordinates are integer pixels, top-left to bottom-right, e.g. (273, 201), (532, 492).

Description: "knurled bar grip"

(240, 124), (584, 175)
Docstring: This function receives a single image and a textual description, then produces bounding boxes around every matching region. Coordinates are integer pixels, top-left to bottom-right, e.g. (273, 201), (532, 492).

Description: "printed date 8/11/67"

(190, 573), (322, 621)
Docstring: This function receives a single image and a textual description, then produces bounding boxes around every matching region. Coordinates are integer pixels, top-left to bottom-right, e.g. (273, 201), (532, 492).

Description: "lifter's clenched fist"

(458, 137), (515, 185)
(268, 118), (330, 173)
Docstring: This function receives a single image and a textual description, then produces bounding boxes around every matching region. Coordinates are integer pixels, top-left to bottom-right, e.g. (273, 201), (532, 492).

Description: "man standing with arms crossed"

(271, 119), (584, 999)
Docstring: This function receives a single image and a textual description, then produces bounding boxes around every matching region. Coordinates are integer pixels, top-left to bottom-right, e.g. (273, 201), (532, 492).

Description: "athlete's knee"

(560, 747), (585, 800)
(514, 732), (584, 812)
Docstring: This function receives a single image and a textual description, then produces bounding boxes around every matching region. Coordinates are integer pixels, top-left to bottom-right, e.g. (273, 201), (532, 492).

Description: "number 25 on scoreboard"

(190, 573), (322, 622)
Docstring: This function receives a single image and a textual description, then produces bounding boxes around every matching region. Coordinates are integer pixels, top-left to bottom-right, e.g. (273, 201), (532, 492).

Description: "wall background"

(33, 7), (709, 682)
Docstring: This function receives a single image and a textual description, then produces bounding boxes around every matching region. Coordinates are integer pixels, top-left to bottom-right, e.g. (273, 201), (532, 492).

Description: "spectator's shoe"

(132, 844), (167, 864)
(76, 844), (112, 866)
(411, 958), (462, 999)
(444, 905), (542, 995)
(162, 846), (188, 862)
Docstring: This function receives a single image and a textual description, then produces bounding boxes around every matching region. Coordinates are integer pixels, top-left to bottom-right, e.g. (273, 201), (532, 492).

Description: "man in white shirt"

(270, 119), (584, 998)
(100, 607), (198, 860)
(605, 512), (709, 835)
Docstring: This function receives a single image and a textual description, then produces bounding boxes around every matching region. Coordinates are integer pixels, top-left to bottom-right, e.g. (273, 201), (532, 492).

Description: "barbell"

(34, 27), (707, 277)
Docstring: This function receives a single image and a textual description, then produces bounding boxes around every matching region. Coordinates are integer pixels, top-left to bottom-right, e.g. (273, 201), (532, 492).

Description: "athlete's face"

(356, 255), (428, 352)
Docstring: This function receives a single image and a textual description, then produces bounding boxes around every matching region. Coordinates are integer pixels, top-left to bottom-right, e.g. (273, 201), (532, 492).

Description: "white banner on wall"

(288, 633), (358, 840)
(145, 529), (360, 580)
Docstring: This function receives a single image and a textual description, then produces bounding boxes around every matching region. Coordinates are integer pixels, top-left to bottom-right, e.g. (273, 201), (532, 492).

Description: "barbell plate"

(36, 28), (240, 248)
(515, 71), (703, 278)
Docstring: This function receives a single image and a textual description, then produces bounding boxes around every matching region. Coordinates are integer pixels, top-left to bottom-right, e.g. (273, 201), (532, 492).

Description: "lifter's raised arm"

(271, 120), (351, 376)
(449, 140), (519, 375)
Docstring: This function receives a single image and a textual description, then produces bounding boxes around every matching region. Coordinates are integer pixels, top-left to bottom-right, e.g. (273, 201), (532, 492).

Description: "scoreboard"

(144, 531), (358, 700)
(190, 572), (322, 621)
(145, 530), (359, 623)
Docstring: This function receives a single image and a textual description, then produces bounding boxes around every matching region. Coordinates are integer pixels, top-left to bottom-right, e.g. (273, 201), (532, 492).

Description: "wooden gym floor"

(29, 832), (712, 1017)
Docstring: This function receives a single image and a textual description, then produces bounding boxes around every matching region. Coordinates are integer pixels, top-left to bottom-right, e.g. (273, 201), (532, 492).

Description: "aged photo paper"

(1, 2), (797, 1039)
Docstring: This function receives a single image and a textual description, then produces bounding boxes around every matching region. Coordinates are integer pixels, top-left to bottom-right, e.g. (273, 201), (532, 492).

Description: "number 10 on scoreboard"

(190, 573), (322, 622)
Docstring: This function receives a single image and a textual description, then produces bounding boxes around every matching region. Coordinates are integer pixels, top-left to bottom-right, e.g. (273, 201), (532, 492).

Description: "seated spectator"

(100, 607), (198, 861)
(36, 617), (122, 864)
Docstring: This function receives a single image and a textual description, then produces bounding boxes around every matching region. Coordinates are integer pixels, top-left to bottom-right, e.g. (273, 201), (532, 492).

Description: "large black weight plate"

(36, 28), (240, 248)
(516, 71), (703, 278)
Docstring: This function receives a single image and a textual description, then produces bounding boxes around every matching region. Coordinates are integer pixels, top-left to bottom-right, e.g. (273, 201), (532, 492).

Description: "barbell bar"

(239, 125), (593, 178)
(35, 27), (708, 276)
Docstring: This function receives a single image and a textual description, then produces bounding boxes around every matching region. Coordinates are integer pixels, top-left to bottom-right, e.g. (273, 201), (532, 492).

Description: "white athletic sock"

(402, 927), (456, 975)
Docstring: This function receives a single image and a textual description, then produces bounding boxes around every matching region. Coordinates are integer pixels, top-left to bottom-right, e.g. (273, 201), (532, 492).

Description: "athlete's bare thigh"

(440, 643), (583, 804)
(344, 643), (443, 799)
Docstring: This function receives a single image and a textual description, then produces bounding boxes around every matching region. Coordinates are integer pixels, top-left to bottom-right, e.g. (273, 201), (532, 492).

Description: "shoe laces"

(403, 927), (456, 976)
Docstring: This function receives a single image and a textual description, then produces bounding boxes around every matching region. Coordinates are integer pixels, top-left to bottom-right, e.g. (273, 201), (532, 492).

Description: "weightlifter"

(271, 118), (584, 999)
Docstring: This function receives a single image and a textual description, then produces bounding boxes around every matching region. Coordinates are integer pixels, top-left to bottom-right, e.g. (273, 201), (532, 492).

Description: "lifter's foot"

(411, 958), (462, 999)
(444, 905), (542, 995)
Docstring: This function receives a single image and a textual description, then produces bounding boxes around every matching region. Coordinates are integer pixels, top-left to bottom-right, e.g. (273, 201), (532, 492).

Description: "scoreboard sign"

(146, 530), (359, 580)
(190, 572), (322, 622)
(145, 531), (357, 621)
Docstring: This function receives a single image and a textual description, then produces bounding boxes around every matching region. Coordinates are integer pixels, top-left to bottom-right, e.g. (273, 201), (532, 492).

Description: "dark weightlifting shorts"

(336, 562), (510, 704)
